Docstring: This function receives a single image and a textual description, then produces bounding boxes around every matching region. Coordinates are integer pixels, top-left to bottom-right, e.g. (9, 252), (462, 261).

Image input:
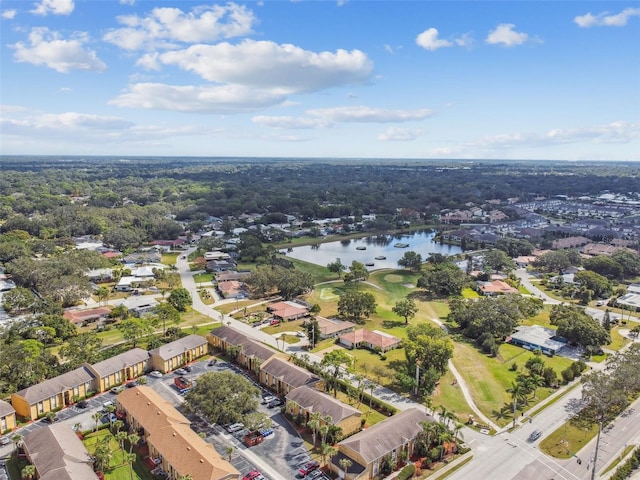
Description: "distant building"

(339, 329), (401, 353)
(477, 280), (519, 296)
(0, 399), (16, 433)
(149, 334), (208, 373)
(87, 348), (150, 392)
(267, 301), (308, 321)
(259, 357), (321, 396)
(507, 325), (566, 356)
(314, 316), (356, 340)
(63, 306), (112, 326)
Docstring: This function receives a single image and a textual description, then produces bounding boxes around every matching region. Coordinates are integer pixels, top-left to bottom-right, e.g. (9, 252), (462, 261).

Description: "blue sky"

(1, 0), (639, 160)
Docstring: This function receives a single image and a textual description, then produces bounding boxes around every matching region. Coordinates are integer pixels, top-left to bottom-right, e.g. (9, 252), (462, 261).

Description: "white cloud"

(252, 115), (329, 129)
(0, 105), (28, 113)
(2, 9), (17, 19)
(474, 121), (640, 148)
(31, 0), (74, 16)
(110, 82), (288, 113)
(103, 3), (256, 50)
(574, 7), (640, 27)
(119, 0), (135, 5)
(416, 28), (452, 51)
(11, 27), (106, 73)
(147, 40), (373, 94)
(306, 105), (431, 123)
(485, 23), (531, 46)
(377, 127), (424, 141)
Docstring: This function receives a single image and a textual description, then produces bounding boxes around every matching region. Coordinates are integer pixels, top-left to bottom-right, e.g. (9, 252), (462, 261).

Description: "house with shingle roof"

(149, 334), (208, 373)
(117, 386), (239, 480)
(0, 399), (16, 433)
(208, 325), (277, 372)
(314, 316), (356, 339)
(339, 329), (401, 353)
(286, 386), (362, 437)
(332, 408), (433, 480)
(259, 357), (321, 396)
(23, 423), (99, 480)
(63, 306), (112, 326)
(267, 301), (308, 321)
(477, 280), (519, 296)
(11, 366), (96, 420)
(86, 347), (150, 392)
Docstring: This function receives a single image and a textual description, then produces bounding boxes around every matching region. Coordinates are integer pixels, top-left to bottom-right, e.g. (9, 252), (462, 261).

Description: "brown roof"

(315, 316), (356, 337)
(286, 387), (361, 424)
(339, 329), (401, 350)
(479, 280), (519, 294)
(14, 366), (96, 404)
(0, 399), (15, 418)
(218, 281), (247, 295)
(267, 301), (308, 319)
(88, 347), (150, 377)
(215, 271), (251, 282)
(210, 326), (277, 363)
(117, 386), (238, 480)
(149, 334), (207, 361)
(338, 408), (433, 464)
(63, 307), (112, 325)
(23, 423), (98, 480)
(260, 357), (321, 388)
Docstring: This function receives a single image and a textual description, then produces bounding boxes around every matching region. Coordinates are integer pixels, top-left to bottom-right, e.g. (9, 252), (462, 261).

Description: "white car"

(261, 395), (276, 405)
(0, 436), (10, 446)
(148, 371), (163, 378)
(226, 423), (245, 433)
(296, 331), (306, 338)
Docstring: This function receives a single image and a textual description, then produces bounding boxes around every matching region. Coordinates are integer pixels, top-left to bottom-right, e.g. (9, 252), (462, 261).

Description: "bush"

(509, 363), (518, 372)
(398, 464), (415, 480)
(561, 367), (575, 383)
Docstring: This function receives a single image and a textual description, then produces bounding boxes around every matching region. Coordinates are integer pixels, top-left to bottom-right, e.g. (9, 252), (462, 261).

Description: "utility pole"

(590, 420), (603, 480)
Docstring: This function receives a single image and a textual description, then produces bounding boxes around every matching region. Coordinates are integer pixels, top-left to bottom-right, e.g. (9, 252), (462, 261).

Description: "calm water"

(283, 231), (462, 270)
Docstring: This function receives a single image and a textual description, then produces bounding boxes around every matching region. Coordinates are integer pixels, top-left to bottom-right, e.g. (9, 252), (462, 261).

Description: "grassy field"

(193, 272), (214, 283)
(84, 429), (156, 480)
(539, 421), (598, 459)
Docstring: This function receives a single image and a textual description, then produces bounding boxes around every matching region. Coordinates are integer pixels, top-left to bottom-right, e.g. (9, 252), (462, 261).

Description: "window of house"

(1, 417), (7, 430)
(50, 396), (57, 409)
(74, 386), (80, 396)
(38, 402), (44, 414)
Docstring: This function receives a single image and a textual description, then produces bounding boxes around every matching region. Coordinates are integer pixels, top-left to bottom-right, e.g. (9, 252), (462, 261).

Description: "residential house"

(22, 423), (99, 480)
(581, 243), (623, 257)
(314, 316), (356, 340)
(150, 239), (186, 249)
(207, 325), (277, 373)
(87, 348), (150, 392)
(115, 275), (138, 292)
(477, 280), (519, 296)
(616, 284), (640, 312)
(286, 386), (362, 438)
(205, 259), (237, 273)
(339, 329), (401, 353)
(86, 268), (113, 283)
(122, 251), (162, 264)
(118, 295), (159, 315)
(214, 271), (251, 283)
(116, 387), (239, 480)
(63, 306), (112, 326)
(0, 399), (16, 433)
(149, 335), (208, 373)
(11, 366), (96, 420)
(332, 408), (433, 480)
(507, 325), (566, 356)
(267, 301), (308, 321)
(259, 357), (321, 396)
(552, 236), (590, 250)
(218, 280), (250, 299)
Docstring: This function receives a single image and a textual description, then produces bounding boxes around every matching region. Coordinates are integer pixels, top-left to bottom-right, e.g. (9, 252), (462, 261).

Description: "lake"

(283, 230), (462, 270)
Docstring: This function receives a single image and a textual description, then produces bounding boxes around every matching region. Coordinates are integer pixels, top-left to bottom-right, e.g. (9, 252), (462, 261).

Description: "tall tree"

(337, 290), (377, 324)
(398, 251), (423, 272)
(321, 350), (353, 397)
(392, 297), (418, 325)
(327, 258), (346, 278)
(167, 288), (192, 312)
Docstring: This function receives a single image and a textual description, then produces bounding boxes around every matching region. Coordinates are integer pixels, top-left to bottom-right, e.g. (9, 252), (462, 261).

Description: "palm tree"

(96, 287), (109, 306)
(506, 381), (527, 426)
(226, 446), (234, 463)
(323, 443), (338, 467)
(125, 452), (136, 480)
(339, 458), (352, 479)
(319, 424), (330, 448)
(116, 431), (129, 462)
(528, 374), (545, 400)
(438, 430), (454, 461)
(452, 423), (465, 444)
(92, 412), (103, 432)
(112, 419), (124, 434)
(11, 433), (23, 456)
(128, 433), (139, 454)
(438, 405), (455, 427)
(307, 412), (322, 446)
(21, 464), (36, 479)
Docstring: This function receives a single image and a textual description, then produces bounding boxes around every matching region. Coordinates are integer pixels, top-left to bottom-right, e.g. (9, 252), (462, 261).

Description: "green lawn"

(461, 288), (480, 299)
(193, 272), (214, 283)
(83, 429), (156, 480)
(539, 421), (598, 459)
(161, 252), (179, 265)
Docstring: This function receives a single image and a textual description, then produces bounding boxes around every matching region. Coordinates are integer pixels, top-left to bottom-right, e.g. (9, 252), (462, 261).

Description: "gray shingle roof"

(15, 366), (96, 404)
(89, 347), (150, 377)
(338, 408), (432, 463)
(261, 357), (320, 388)
(23, 423), (98, 480)
(286, 386), (361, 424)
(0, 399), (15, 418)
(149, 334), (207, 361)
(210, 325), (277, 362)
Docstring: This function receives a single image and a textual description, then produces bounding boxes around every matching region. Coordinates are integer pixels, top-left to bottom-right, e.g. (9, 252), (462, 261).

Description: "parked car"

(110, 386), (125, 394)
(76, 399), (89, 409)
(208, 359), (218, 366)
(298, 461), (319, 477)
(242, 471), (264, 480)
(226, 423), (245, 433)
(270, 319), (280, 326)
(528, 429), (543, 441)
(41, 414), (58, 424)
(174, 368), (188, 375)
(148, 370), (163, 378)
(0, 436), (11, 446)
(261, 395), (276, 405)
(268, 398), (283, 409)
(183, 365), (192, 372)
(296, 331), (306, 338)
(126, 380), (139, 388)
(307, 470), (324, 480)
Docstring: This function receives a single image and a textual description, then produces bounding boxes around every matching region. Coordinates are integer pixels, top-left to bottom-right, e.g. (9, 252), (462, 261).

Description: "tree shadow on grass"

(382, 320), (406, 329)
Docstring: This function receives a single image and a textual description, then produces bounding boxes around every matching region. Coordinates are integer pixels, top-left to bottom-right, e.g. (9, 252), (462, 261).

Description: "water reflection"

(284, 230), (462, 270)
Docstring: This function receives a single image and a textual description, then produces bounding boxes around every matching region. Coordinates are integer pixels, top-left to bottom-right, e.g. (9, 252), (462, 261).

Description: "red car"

(242, 471), (264, 480)
(298, 461), (319, 477)
(270, 319), (280, 326)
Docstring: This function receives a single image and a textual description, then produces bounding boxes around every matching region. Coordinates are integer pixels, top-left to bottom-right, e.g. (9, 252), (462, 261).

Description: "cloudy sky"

(1, 0), (639, 160)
